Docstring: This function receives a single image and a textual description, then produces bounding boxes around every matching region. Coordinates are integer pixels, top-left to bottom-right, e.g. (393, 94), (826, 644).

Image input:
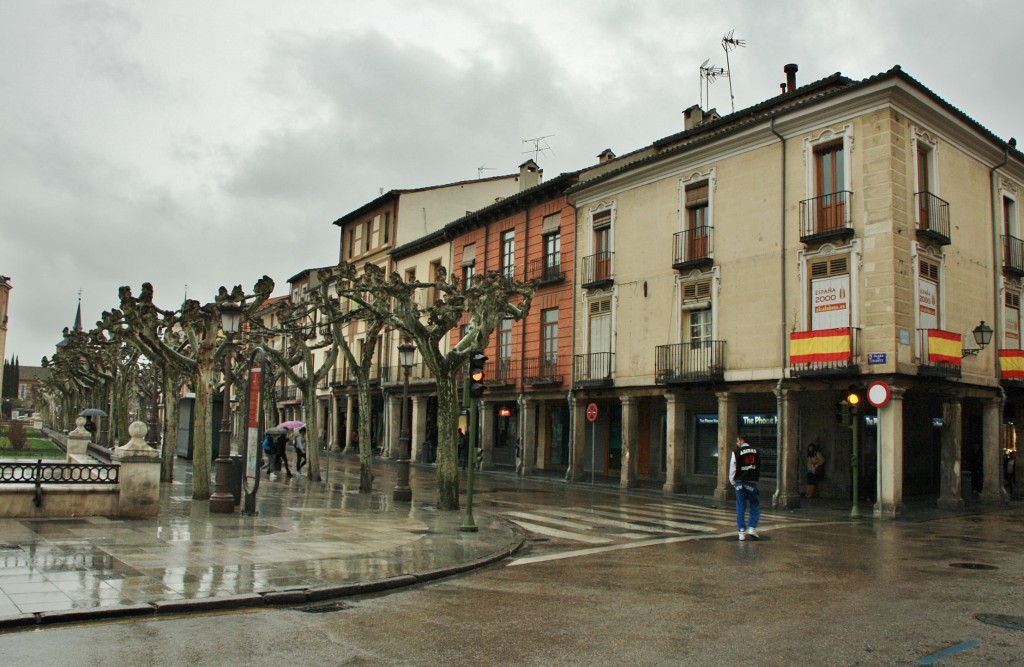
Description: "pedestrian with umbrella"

(272, 421), (302, 478)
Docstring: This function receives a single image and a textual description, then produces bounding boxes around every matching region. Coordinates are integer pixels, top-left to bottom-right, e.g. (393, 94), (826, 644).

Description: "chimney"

(683, 105), (703, 131)
(597, 148), (616, 164)
(784, 63), (798, 93)
(518, 159), (542, 191)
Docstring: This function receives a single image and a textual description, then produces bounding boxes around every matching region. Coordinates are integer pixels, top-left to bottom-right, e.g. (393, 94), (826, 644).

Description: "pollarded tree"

(340, 263), (535, 510)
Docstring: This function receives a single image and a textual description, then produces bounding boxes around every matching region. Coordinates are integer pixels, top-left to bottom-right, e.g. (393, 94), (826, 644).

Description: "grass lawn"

(0, 430), (64, 459)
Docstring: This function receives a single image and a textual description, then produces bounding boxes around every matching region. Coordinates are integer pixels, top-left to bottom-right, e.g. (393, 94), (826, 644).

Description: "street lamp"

(962, 321), (995, 357)
(393, 340), (417, 502)
(210, 302), (243, 513)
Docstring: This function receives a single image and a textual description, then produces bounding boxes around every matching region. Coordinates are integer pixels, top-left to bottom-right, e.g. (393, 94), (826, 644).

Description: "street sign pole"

(586, 403), (599, 486)
(460, 375), (478, 532)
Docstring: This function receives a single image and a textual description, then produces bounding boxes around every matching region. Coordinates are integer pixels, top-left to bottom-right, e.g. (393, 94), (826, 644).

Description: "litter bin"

(229, 455), (244, 504)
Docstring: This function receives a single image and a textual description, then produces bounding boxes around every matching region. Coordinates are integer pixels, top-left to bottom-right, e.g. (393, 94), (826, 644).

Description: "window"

(685, 181), (710, 260)
(808, 255), (850, 330)
(542, 308), (558, 366)
(1005, 291), (1021, 349)
(543, 232), (561, 280)
(592, 210), (612, 281)
(916, 143), (935, 229)
(501, 230), (515, 278)
(499, 317), (513, 362)
(347, 229), (355, 259)
(1004, 195), (1018, 238)
(587, 297), (612, 378)
(383, 212), (390, 244)
(461, 243), (476, 289)
(814, 141), (846, 232)
(918, 257), (940, 330)
(364, 220), (372, 252)
(428, 260), (443, 304)
(682, 279), (712, 348)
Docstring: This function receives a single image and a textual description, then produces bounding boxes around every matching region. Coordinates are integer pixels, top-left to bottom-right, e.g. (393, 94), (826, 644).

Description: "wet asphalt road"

(1, 475), (1023, 666)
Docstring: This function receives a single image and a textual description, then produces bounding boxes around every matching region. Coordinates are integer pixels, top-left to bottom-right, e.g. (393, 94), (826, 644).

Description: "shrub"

(7, 419), (28, 450)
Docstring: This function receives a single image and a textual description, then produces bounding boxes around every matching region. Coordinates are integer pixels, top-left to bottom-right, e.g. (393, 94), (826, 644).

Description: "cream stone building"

(567, 64), (1024, 517)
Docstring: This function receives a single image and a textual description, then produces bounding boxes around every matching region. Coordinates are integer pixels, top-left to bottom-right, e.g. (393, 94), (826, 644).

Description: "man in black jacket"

(730, 434), (760, 541)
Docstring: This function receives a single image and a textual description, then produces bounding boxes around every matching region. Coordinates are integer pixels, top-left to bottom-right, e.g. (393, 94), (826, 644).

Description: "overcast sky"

(2, 0), (1022, 367)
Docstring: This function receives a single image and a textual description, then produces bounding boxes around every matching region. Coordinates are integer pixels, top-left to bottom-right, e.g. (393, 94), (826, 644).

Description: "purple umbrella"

(277, 420), (305, 430)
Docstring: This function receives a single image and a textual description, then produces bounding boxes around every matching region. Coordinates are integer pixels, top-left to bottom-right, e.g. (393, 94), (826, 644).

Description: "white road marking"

(506, 519), (613, 544)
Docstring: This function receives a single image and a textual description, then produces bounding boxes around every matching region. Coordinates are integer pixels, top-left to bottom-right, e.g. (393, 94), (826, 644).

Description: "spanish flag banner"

(999, 349), (1024, 380)
(789, 328), (851, 365)
(927, 329), (962, 366)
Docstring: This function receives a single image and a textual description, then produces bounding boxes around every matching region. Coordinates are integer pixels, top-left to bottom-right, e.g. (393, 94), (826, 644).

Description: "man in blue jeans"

(730, 434), (760, 541)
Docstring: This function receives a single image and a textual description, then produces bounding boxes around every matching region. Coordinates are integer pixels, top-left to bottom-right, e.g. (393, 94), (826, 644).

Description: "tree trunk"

(303, 388), (321, 482)
(435, 371), (461, 510)
(357, 382), (374, 493)
(160, 371), (180, 483)
(191, 362), (214, 500)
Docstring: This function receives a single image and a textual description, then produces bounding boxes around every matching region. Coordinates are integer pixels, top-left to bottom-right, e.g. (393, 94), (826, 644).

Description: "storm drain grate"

(976, 614), (1024, 632)
(949, 562), (999, 570)
(298, 601), (353, 614)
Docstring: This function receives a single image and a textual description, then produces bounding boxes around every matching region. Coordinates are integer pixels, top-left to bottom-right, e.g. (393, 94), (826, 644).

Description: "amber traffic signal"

(468, 353), (488, 398)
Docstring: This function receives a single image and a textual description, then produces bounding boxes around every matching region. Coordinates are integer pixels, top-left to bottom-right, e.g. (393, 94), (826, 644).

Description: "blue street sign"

(868, 353), (886, 365)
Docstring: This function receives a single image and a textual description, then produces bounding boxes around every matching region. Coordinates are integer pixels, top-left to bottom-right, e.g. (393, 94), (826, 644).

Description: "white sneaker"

(738, 530), (746, 541)
(747, 527), (759, 540)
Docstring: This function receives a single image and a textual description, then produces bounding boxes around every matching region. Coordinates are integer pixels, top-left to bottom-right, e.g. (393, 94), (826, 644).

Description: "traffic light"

(845, 386), (863, 414)
(837, 401), (851, 426)
(468, 353), (488, 398)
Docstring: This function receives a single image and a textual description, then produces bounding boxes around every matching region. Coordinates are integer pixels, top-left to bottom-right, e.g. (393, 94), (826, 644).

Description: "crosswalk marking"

(504, 519), (613, 544)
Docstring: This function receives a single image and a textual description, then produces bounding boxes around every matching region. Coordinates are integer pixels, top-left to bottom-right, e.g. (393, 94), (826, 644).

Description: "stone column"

(411, 395), (428, 463)
(520, 398), (538, 476)
(479, 400), (494, 470)
(663, 392), (686, 494)
(569, 395), (588, 482)
(979, 395), (1004, 505)
(620, 395), (639, 490)
(343, 394), (356, 454)
(66, 417), (92, 462)
(714, 391), (737, 502)
(112, 421), (162, 517)
(384, 393), (400, 459)
(775, 384), (801, 509)
(937, 398), (964, 510)
(876, 386), (905, 519)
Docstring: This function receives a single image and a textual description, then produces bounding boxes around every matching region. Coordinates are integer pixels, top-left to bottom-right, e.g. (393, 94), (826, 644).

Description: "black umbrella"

(79, 408), (108, 417)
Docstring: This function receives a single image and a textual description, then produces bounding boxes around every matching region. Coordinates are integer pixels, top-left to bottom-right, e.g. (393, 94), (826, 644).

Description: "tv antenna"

(522, 134), (555, 161)
(721, 30), (746, 113)
(699, 59), (726, 110)
(477, 165), (496, 179)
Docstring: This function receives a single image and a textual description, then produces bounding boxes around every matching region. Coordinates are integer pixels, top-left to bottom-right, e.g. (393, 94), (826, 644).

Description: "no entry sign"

(586, 403), (599, 423)
(867, 381), (891, 408)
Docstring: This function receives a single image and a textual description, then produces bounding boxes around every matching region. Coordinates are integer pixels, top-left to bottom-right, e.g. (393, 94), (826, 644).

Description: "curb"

(0, 534), (525, 632)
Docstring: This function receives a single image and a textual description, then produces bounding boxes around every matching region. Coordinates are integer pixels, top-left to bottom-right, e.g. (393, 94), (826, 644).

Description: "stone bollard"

(112, 421), (162, 517)
(66, 416), (92, 462)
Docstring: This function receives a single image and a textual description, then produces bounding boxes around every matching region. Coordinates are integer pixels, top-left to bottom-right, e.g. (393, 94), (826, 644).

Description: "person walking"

(730, 434), (761, 541)
(806, 442), (826, 498)
(293, 427), (308, 472)
(274, 429), (293, 478)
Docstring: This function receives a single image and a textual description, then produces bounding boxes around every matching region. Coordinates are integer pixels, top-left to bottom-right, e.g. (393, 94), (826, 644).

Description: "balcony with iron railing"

(655, 341), (725, 384)
(523, 356), (567, 387)
(917, 328), (962, 378)
(672, 225), (714, 271)
(525, 257), (565, 285)
(573, 352), (614, 388)
(580, 252), (614, 290)
(479, 358), (517, 389)
(277, 385), (300, 402)
(915, 192), (951, 245)
(343, 363), (383, 386)
(1003, 235), (1024, 276)
(789, 327), (861, 377)
(383, 361), (435, 386)
(799, 191), (854, 243)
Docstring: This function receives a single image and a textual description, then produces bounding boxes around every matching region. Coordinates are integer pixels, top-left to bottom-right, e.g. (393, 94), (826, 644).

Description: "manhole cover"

(949, 562), (998, 570)
(976, 614), (1024, 631)
(298, 601), (352, 614)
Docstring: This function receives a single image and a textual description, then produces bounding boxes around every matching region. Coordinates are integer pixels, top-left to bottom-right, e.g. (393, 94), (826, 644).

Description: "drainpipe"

(519, 206), (529, 474)
(566, 193), (578, 482)
(770, 115), (788, 508)
(990, 145), (1010, 380)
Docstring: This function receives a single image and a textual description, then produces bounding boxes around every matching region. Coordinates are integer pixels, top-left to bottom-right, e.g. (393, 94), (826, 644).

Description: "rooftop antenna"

(699, 58), (726, 109)
(522, 134), (555, 162)
(721, 29), (746, 113)
(477, 165), (496, 179)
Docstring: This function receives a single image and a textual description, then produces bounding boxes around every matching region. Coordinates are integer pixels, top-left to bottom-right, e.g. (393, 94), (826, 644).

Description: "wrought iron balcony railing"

(1003, 235), (1024, 276)
(799, 191), (854, 243)
(580, 252), (614, 289)
(672, 226), (714, 270)
(525, 257), (565, 285)
(655, 341), (725, 383)
(573, 352), (614, 387)
(789, 327), (860, 377)
(915, 191), (951, 245)
(917, 328), (962, 378)
(523, 356), (566, 386)
(483, 358), (518, 387)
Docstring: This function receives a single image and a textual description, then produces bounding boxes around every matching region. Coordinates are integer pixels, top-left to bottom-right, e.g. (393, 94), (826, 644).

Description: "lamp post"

(962, 321), (995, 357)
(393, 341), (416, 502)
(210, 302), (242, 513)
